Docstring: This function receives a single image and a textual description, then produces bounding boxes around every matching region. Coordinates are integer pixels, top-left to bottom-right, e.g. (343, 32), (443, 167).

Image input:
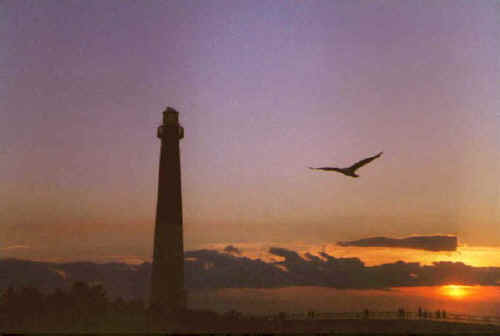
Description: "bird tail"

(308, 167), (317, 170)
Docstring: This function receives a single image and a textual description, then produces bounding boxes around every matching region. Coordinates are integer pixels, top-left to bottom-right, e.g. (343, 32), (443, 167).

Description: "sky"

(1, 0), (499, 285)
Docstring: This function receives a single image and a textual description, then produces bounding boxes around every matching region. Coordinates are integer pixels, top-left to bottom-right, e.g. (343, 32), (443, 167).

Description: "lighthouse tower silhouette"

(150, 107), (186, 316)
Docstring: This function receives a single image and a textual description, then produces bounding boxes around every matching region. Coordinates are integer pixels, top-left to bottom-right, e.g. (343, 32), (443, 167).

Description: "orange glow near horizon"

(204, 243), (500, 268)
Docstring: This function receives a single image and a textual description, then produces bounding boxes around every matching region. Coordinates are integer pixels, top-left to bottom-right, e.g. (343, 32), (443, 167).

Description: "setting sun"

(440, 285), (472, 299)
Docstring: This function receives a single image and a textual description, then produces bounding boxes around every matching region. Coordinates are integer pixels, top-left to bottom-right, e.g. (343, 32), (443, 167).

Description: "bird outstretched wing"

(349, 152), (383, 171)
(309, 167), (340, 171)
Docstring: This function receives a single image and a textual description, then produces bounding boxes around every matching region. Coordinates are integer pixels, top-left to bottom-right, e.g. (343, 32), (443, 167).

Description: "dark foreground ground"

(4, 318), (499, 335)
(171, 318), (500, 334)
(3, 283), (499, 334)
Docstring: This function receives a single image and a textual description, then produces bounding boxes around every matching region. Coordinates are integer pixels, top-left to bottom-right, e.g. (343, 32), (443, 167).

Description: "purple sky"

(1, 0), (499, 262)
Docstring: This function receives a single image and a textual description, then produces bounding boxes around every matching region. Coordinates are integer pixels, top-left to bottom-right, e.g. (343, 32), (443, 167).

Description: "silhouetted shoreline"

(1, 282), (499, 334)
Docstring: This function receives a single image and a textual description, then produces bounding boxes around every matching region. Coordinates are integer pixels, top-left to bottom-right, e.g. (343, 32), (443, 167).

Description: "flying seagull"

(309, 152), (383, 178)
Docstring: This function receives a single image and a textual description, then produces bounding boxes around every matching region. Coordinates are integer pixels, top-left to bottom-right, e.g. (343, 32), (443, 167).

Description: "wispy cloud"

(50, 268), (68, 280)
(338, 235), (457, 251)
(98, 255), (146, 265)
(0, 244), (30, 250)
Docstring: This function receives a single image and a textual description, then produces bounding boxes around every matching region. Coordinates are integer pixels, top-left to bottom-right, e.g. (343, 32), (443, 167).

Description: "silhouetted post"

(150, 107), (186, 320)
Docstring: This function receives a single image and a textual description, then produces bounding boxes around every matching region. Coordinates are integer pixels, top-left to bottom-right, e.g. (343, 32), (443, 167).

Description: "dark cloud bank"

(1, 247), (498, 299)
(338, 235), (457, 251)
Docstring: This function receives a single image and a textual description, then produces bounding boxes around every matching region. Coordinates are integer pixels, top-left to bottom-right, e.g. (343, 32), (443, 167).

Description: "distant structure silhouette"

(309, 152), (383, 178)
(150, 107), (186, 317)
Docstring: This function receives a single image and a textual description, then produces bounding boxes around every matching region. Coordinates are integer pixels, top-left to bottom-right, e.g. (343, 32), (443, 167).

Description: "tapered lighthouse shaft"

(150, 107), (185, 314)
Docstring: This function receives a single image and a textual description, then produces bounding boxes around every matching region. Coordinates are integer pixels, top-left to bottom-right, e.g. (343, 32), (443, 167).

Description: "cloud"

(0, 244), (30, 250)
(184, 249), (290, 289)
(223, 245), (241, 255)
(99, 255), (146, 265)
(50, 268), (68, 280)
(1, 247), (498, 299)
(338, 235), (457, 251)
(185, 247), (499, 289)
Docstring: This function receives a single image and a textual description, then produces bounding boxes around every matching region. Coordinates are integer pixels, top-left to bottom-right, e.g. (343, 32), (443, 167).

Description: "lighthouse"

(150, 107), (186, 315)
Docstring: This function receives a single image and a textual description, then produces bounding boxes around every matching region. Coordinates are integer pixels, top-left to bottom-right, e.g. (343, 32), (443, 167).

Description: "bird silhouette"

(309, 152), (383, 178)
